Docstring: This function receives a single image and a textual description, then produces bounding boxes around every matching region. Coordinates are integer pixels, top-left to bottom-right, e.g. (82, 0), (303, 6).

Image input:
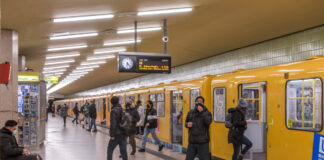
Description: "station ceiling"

(1, 0), (324, 95)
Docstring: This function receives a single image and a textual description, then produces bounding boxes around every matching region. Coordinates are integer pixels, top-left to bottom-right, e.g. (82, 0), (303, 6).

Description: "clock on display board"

(118, 55), (137, 72)
(122, 57), (134, 70)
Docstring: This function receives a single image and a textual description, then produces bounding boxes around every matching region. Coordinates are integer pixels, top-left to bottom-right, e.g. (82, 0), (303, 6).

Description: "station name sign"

(118, 52), (171, 74)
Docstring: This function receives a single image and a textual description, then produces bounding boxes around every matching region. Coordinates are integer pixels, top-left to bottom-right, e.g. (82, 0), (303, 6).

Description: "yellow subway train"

(54, 55), (324, 160)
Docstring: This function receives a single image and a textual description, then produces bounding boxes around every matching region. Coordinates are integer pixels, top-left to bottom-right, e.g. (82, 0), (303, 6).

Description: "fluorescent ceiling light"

(76, 65), (100, 70)
(70, 72), (88, 76)
(44, 72), (64, 76)
(52, 32), (70, 36)
(44, 65), (70, 70)
(81, 61), (106, 66)
(53, 14), (114, 23)
(117, 27), (161, 34)
(138, 7), (193, 16)
(104, 40), (141, 46)
(87, 55), (115, 61)
(45, 59), (75, 65)
(94, 48), (126, 54)
(47, 45), (87, 52)
(50, 32), (98, 40)
(73, 69), (94, 73)
(43, 69), (66, 74)
(46, 52), (80, 59)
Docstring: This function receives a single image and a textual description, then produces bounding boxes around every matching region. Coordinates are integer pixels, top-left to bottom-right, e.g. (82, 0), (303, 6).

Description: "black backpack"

(225, 113), (233, 128)
(119, 110), (133, 135)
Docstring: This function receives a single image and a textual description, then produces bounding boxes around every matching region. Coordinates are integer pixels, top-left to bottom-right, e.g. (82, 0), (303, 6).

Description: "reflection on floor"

(31, 114), (186, 160)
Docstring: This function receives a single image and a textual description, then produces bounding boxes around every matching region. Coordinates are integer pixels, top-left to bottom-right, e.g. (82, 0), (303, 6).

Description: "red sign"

(0, 62), (11, 84)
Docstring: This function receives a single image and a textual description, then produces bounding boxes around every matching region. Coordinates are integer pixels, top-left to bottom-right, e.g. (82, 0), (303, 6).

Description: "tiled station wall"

(72, 25), (324, 97)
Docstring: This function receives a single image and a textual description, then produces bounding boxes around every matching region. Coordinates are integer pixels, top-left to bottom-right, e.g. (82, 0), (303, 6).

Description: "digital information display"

(118, 52), (171, 74)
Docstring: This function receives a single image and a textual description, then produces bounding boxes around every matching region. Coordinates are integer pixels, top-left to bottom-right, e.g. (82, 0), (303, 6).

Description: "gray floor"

(31, 114), (186, 160)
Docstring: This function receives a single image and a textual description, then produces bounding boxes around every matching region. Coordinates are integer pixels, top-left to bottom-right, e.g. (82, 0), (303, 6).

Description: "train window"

(156, 93), (165, 117)
(286, 78), (322, 131)
(190, 89), (200, 110)
(107, 98), (110, 112)
(118, 96), (123, 105)
(138, 94), (145, 109)
(213, 87), (226, 122)
(97, 99), (101, 112)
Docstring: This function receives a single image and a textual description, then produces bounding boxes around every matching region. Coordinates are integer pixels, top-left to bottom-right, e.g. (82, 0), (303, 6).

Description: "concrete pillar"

(0, 30), (19, 127)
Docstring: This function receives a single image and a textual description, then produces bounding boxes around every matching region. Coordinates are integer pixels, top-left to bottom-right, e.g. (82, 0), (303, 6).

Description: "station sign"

(118, 52), (171, 74)
(45, 76), (59, 84)
(18, 72), (40, 82)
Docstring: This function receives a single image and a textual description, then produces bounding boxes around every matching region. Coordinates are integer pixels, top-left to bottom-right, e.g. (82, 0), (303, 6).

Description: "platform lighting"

(47, 45), (87, 52)
(137, 7), (193, 16)
(69, 72), (89, 76)
(73, 69), (94, 73)
(81, 61), (106, 66)
(44, 72), (64, 76)
(44, 65), (70, 70)
(94, 48), (127, 54)
(103, 40), (141, 46)
(53, 14), (114, 23)
(45, 59), (75, 65)
(87, 55), (115, 61)
(43, 69), (66, 74)
(46, 52), (80, 59)
(117, 27), (161, 34)
(76, 65), (100, 70)
(50, 32), (98, 40)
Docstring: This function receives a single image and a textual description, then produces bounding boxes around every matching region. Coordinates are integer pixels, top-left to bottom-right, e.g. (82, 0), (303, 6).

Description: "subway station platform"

(32, 115), (186, 160)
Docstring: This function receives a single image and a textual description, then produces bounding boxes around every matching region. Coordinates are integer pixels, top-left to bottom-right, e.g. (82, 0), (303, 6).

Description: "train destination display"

(118, 52), (171, 73)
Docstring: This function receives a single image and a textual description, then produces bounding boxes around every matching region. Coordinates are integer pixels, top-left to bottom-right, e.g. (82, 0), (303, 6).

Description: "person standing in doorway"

(228, 98), (253, 160)
(72, 102), (79, 125)
(107, 96), (128, 160)
(87, 100), (97, 132)
(185, 96), (212, 160)
(61, 104), (69, 127)
(126, 101), (140, 155)
(136, 100), (145, 135)
(138, 100), (164, 152)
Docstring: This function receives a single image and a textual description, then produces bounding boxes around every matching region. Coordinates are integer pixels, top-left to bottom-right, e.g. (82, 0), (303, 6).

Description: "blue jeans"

(107, 136), (127, 160)
(185, 143), (210, 160)
(89, 118), (97, 130)
(141, 126), (162, 149)
(232, 135), (253, 160)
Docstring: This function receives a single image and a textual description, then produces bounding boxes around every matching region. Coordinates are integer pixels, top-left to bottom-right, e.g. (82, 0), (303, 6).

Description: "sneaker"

(138, 149), (145, 152)
(158, 145), (164, 151)
(86, 129), (91, 132)
(130, 151), (135, 155)
(119, 155), (122, 158)
(238, 155), (243, 160)
(93, 130), (97, 132)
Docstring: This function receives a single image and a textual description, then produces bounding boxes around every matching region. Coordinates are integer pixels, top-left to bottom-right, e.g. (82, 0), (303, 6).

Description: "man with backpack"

(72, 102), (79, 124)
(107, 96), (128, 160)
(125, 101), (140, 155)
(80, 102), (89, 128)
(227, 98), (253, 160)
(138, 100), (164, 152)
(87, 100), (97, 132)
(185, 96), (212, 160)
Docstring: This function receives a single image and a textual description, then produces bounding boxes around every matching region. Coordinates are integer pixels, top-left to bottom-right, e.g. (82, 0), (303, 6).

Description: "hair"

(147, 100), (153, 107)
(136, 100), (142, 104)
(5, 120), (18, 127)
(195, 96), (205, 103)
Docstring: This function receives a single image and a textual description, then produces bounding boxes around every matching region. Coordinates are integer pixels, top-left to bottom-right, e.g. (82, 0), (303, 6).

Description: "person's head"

(147, 100), (153, 109)
(195, 96), (205, 104)
(111, 96), (119, 105)
(64, 103), (67, 106)
(125, 102), (131, 110)
(91, 100), (95, 104)
(5, 120), (18, 133)
(75, 102), (78, 106)
(237, 98), (249, 115)
(136, 100), (142, 105)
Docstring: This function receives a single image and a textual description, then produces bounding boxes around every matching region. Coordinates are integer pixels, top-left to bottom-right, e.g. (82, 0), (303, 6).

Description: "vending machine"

(17, 72), (46, 148)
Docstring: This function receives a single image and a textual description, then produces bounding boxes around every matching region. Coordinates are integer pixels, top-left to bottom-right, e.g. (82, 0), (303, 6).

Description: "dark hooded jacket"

(126, 104), (140, 134)
(144, 107), (158, 129)
(89, 103), (97, 119)
(110, 96), (125, 138)
(0, 127), (24, 160)
(185, 104), (212, 144)
(227, 107), (247, 144)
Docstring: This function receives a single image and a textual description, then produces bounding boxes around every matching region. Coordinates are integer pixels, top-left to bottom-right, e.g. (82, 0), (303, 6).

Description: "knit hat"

(238, 98), (249, 108)
(111, 96), (119, 105)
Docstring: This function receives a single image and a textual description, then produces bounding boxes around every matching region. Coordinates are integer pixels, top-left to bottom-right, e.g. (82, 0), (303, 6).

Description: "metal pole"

(163, 19), (167, 54)
(134, 21), (138, 52)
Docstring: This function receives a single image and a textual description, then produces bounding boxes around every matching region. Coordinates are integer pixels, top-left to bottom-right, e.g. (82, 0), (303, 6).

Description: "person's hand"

(23, 149), (29, 155)
(111, 137), (115, 140)
(146, 123), (150, 127)
(246, 119), (252, 123)
(187, 122), (193, 128)
(197, 105), (204, 112)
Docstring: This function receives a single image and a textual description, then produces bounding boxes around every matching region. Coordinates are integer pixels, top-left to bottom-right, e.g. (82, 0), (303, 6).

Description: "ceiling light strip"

(117, 27), (161, 34)
(94, 48), (126, 54)
(46, 53), (80, 59)
(45, 60), (75, 65)
(87, 55), (115, 61)
(103, 40), (141, 46)
(81, 61), (106, 66)
(44, 65), (70, 70)
(47, 45), (87, 52)
(138, 7), (193, 16)
(53, 14), (114, 23)
(50, 33), (98, 40)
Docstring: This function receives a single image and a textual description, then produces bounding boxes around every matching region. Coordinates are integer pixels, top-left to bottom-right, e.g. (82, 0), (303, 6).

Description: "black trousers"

(185, 143), (210, 160)
(63, 116), (67, 125)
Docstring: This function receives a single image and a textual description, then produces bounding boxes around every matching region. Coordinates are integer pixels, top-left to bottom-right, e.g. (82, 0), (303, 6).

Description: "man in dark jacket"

(61, 104), (69, 127)
(0, 120), (42, 160)
(107, 96), (128, 160)
(125, 101), (140, 155)
(72, 102), (79, 124)
(87, 100), (97, 132)
(185, 96), (212, 160)
(228, 98), (253, 160)
(138, 100), (164, 152)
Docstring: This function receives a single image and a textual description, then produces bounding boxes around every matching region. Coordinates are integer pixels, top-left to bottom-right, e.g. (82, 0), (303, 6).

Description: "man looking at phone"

(185, 96), (212, 160)
(228, 98), (253, 160)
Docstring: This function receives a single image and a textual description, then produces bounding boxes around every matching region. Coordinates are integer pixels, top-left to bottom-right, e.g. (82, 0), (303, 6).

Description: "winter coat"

(136, 105), (145, 127)
(61, 106), (68, 117)
(185, 105), (212, 144)
(126, 108), (140, 134)
(73, 106), (79, 116)
(0, 127), (24, 160)
(110, 104), (126, 138)
(144, 107), (158, 129)
(89, 104), (97, 119)
(227, 107), (247, 144)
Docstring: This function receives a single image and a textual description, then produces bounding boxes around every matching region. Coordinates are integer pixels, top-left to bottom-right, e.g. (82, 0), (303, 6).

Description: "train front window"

(286, 78), (322, 131)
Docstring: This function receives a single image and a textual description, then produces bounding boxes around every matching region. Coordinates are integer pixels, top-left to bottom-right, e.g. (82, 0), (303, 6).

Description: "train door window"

(118, 96), (123, 105)
(286, 78), (322, 131)
(107, 98), (110, 112)
(138, 94), (146, 109)
(157, 93), (165, 117)
(97, 99), (101, 112)
(213, 87), (226, 122)
(171, 90), (183, 144)
(190, 88), (200, 110)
